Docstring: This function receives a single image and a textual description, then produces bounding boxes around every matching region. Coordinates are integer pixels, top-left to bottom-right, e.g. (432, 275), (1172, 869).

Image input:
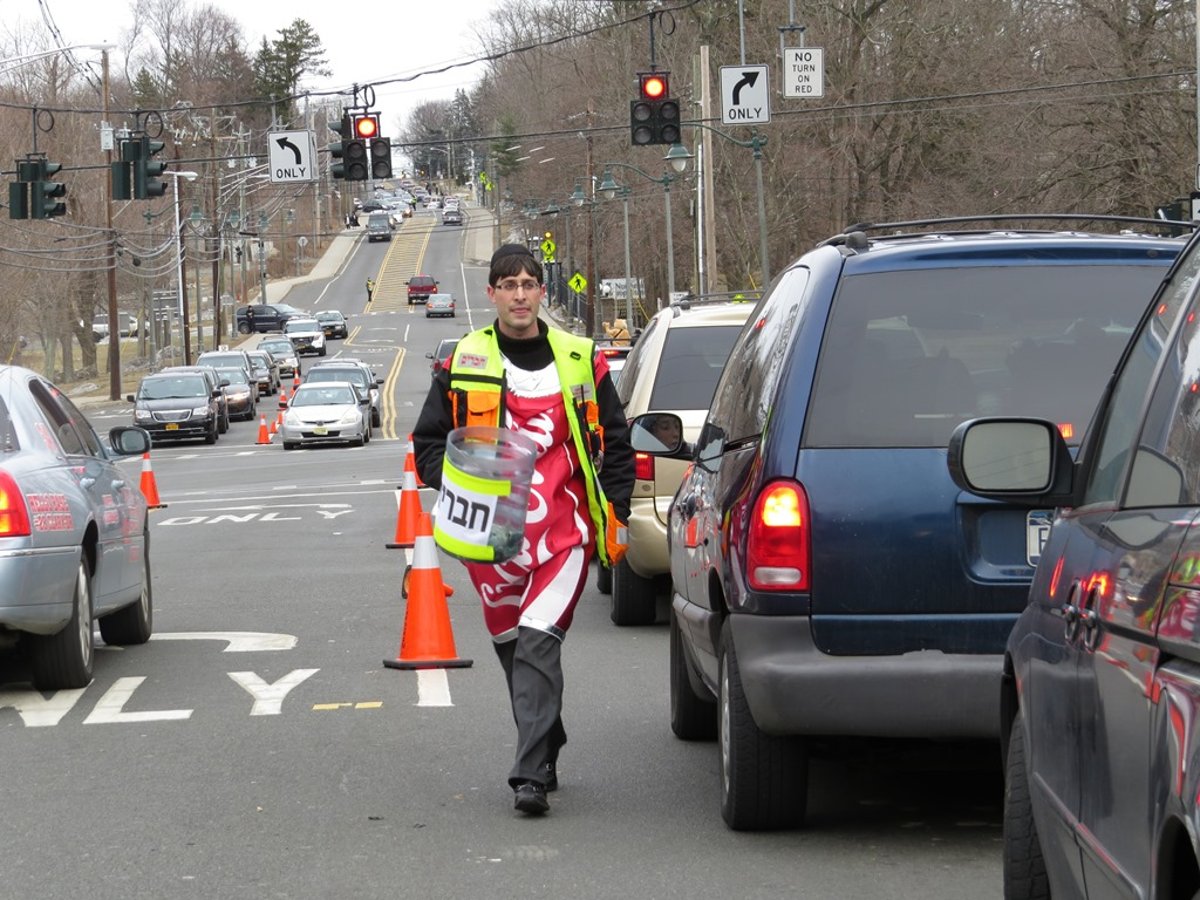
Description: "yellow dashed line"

(312, 701), (383, 711)
(355, 701), (383, 710)
(371, 219), (433, 311)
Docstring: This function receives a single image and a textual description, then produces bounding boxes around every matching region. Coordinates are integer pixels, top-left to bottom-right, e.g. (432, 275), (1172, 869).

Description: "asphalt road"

(0, 210), (1004, 898)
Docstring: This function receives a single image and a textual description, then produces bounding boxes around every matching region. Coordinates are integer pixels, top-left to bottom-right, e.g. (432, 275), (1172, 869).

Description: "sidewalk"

(259, 229), (360, 304)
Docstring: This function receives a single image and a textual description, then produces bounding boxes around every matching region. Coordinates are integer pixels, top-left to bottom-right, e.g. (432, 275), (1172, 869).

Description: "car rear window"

(647, 325), (745, 410)
(307, 368), (368, 388)
(805, 263), (1171, 448)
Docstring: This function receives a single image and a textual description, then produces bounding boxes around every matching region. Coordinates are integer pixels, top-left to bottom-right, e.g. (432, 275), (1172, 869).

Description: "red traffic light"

(639, 73), (668, 100)
(353, 115), (379, 139)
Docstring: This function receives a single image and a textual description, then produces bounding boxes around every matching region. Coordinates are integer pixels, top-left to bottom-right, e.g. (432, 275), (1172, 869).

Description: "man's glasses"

(495, 279), (541, 293)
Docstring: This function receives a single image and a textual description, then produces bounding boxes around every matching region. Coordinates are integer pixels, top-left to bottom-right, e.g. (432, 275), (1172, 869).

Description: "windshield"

(215, 368), (249, 385)
(199, 354), (247, 370)
(139, 375), (207, 400)
(260, 342), (293, 356)
(316, 312), (343, 322)
(307, 368), (368, 388)
(292, 386), (355, 406)
(285, 320), (318, 333)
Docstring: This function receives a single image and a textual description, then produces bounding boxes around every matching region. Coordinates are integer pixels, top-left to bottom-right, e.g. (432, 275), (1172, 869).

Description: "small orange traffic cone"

(256, 414), (271, 444)
(384, 512), (472, 670)
(292, 372), (301, 393)
(386, 449), (423, 549)
(278, 386), (289, 408)
(268, 414), (278, 436)
(139, 452), (166, 510)
(407, 433), (426, 488)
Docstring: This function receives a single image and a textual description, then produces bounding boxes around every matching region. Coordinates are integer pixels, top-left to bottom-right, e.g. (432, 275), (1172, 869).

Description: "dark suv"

(947, 226), (1200, 899)
(639, 216), (1188, 831)
(236, 303), (306, 334)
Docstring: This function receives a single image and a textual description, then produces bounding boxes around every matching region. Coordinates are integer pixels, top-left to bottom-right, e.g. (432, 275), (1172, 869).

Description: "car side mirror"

(375, 377), (384, 385)
(947, 417), (1075, 505)
(629, 412), (691, 457)
(109, 425), (151, 456)
(425, 352), (434, 360)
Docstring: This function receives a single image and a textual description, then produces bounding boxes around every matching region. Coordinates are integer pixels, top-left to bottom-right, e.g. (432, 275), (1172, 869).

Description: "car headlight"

(192, 405), (211, 416)
(134, 409), (151, 421)
(339, 409), (361, 425)
(314, 334), (325, 346)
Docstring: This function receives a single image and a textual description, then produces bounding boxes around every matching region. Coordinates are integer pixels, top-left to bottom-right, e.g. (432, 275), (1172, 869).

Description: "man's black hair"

(489, 243), (543, 287)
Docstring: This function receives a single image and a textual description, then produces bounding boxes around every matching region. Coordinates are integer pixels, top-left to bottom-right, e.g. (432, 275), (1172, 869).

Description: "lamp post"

(676, 127), (770, 291)
(599, 144), (693, 309)
(167, 171), (199, 364)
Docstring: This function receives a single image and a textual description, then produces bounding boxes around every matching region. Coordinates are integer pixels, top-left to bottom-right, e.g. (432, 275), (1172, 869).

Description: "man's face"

(487, 266), (544, 339)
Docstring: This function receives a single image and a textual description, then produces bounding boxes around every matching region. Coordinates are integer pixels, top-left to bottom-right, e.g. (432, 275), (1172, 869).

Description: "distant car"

(211, 366), (257, 420)
(594, 341), (632, 384)
(160, 365), (231, 433)
(129, 371), (223, 444)
(426, 337), (459, 378)
(424, 293), (456, 318)
(407, 275), (438, 305)
(283, 317), (327, 357)
(245, 349), (280, 395)
(315, 310), (349, 339)
(307, 360), (383, 427)
(360, 200), (384, 212)
(366, 212), (392, 243)
(257, 337), (301, 378)
(280, 381), (370, 450)
(196, 349), (255, 387)
(236, 303), (306, 334)
(441, 208), (463, 226)
(0, 364), (153, 690)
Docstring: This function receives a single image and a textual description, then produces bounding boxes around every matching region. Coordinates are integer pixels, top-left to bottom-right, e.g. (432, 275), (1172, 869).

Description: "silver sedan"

(0, 365), (154, 690)
(280, 381), (370, 450)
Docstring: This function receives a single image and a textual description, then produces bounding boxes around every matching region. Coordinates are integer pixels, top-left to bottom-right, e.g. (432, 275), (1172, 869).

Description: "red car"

(407, 274), (438, 305)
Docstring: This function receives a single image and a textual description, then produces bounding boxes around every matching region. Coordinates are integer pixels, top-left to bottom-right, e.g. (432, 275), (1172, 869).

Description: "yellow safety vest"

(443, 326), (617, 565)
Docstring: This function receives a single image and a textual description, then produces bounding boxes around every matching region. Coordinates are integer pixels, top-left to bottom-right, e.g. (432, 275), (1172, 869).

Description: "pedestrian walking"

(413, 244), (634, 816)
(366, 277), (375, 304)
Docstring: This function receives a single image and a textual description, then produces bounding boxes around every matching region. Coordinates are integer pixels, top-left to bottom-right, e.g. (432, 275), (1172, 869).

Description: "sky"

(12, 0), (499, 135)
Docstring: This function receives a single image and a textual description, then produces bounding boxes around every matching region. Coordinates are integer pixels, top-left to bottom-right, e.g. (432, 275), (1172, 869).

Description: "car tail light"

(747, 479), (810, 591)
(0, 470), (32, 537)
(634, 451), (654, 481)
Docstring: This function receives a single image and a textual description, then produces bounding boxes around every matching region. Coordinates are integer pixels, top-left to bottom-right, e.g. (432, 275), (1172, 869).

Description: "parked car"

(638, 215), (1190, 831)
(424, 293), (456, 318)
(945, 224), (1200, 900)
(282, 317), (327, 357)
(160, 365), (231, 433)
(307, 360), (383, 427)
(92, 313), (140, 341)
(235, 303), (307, 334)
(407, 275), (438, 305)
(0, 365), (154, 690)
(426, 337), (459, 378)
(245, 349), (280, 395)
(315, 310), (349, 339)
(210, 367), (257, 420)
(129, 371), (223, 444)
(280, 381), (370, 450)
(258, 337), (301, 378)
(600, 300), (754, 620)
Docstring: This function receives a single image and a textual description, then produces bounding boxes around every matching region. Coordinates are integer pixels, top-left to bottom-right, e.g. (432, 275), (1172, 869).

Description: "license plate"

(165, 423), (179, 431)
(313, 426), (328, 436)
(1026, 510), (1053, 566)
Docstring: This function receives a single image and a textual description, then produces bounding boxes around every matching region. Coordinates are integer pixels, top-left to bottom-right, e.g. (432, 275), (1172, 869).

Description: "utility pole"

(210, 127), (221, 348)
(102, 48), (121, 399)
(584, 101), (596, 338)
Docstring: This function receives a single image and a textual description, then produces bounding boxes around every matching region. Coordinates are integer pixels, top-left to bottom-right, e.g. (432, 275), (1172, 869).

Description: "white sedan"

(280, 382), (371, 450)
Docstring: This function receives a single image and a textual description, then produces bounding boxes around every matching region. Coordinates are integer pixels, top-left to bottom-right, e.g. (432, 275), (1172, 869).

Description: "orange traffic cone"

(268, 414), (278, 436)
(139, 452), (166, 510)
(386, 449), (423, 549)
(256, 414), (271, 444)
(292, 372), (301, 393)
(384, 512), (472, 670)
(278, 385), (289, 408)
(407, 433), (426, 488)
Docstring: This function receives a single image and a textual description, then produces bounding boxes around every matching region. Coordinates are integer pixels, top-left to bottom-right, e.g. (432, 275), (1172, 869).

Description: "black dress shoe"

(514, 781), (549, 815)
(544, 760), (558, 792)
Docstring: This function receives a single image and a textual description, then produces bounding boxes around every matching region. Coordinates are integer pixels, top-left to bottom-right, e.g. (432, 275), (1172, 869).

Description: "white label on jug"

(436, 482), (499, 546)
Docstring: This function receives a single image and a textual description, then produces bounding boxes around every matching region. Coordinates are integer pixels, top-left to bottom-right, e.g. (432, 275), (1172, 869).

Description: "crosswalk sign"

(568, 272), (587, 293)
(540, 238), (556, 262)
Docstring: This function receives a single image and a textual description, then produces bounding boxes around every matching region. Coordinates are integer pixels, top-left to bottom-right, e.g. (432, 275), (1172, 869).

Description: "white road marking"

(83, 677), (193, 724)
(228, 669), (320, 715)
(150, 631), (298, 651)
(417, 669), (453, 706)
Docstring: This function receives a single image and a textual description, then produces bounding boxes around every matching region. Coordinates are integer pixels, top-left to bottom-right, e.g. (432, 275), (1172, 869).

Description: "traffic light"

(630, 72), (680, 146)
(8, 158), (36, 220)
(33, 159), (67, 218)
(328, 114), (350, 180)
(370, 137), (392, 180)
(135, 136), (167, 199)
(111, 137), (139, 200)
(353, 114), (379, 141)
(344, 115), (378, 182)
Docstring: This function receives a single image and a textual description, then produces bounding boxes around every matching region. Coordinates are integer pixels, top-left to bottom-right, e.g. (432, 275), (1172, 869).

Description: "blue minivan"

(636, 216), (1190, 830)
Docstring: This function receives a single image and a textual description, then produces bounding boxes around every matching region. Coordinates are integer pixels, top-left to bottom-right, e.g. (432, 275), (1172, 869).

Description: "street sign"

(720, 65), (771, 126)
(782, 48), (825, 98)
(568, 272), (587, 293)
(541, 238), (557, 262)
(268, 131), (317, 183)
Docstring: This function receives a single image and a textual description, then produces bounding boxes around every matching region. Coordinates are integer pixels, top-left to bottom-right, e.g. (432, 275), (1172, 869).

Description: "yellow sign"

(568, 272), (587, 293)
(540, 238), (556, 262)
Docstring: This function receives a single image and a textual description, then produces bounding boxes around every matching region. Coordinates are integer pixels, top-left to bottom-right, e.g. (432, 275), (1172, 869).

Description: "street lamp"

(166, 170), (199, 363)
(675, 126), (769, 292)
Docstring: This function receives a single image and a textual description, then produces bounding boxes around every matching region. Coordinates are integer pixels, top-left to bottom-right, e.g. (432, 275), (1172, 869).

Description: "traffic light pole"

(102, 47), (122, 399)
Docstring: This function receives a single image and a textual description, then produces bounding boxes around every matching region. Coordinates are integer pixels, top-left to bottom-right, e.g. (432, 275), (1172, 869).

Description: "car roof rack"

(819, 213), (1198, 250)
(668, 290), (762, 315)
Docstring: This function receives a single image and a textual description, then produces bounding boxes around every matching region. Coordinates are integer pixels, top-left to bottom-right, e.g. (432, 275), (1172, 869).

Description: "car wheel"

(1004, 714), (1050, 899)
(283, 441), (298, 451)
(237, 323), (251, 334)
(205, 421), (218, 444)
(671, 608), (717, 740)
(99, 529), (153, 645)
(596, 563), (612, 595)
(30, 555), (94, 690)
(719, 621), (808, 830)
(611, 558), (657, 626)
(318, 347), (327, 357)
(219, 408), (230, 434)
(371, 409), (381, 427)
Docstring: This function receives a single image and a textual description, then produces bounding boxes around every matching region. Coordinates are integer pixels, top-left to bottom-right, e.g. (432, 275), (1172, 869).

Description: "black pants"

(495, 626), (568, 787)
